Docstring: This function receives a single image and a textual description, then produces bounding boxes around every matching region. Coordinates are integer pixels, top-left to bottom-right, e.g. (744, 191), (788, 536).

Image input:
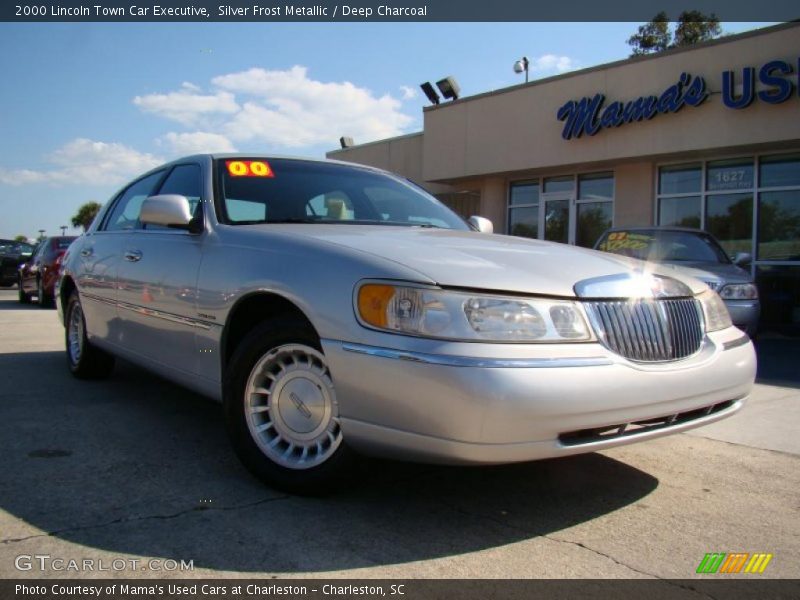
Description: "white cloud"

(135, 65), (413, 149)
(160, 131), (237, 155)
(133, 88), (239, 127)
(399, 85), (418, 100)
(0, 138), (162, 186)
(529, 54), (577, 74)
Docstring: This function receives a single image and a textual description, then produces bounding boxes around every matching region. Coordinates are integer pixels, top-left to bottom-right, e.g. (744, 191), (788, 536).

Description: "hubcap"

(67, 303), (84, 364)
(245, 344), (342, 470)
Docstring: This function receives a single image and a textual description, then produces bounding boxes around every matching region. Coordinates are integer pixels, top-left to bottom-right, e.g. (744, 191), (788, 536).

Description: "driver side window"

(103, 171), (165, 231)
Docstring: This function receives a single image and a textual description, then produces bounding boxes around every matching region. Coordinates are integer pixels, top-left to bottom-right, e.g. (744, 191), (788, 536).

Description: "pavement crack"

(0, 494), (290, 545)
(683, 432), (800, 457)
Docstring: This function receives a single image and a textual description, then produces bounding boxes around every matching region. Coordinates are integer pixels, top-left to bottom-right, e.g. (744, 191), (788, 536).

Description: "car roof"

(171, 153), (390, 174)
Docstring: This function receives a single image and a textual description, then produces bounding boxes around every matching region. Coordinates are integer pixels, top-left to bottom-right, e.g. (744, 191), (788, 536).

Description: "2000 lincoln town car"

(57, 155), (756, 493)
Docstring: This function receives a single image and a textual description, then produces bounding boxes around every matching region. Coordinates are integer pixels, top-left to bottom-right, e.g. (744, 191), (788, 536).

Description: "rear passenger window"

(104, 171), (165, 231)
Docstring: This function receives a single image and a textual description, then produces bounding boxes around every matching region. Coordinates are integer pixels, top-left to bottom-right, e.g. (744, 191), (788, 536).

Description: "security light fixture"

(514, 56), (530, 83)
(420, 82), (440, 105)
(436, 77), (460, 101)
(339, 136), (354, 149)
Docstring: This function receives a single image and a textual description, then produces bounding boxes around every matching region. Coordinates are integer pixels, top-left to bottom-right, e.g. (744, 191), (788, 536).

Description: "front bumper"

(321, 327), (755, 464)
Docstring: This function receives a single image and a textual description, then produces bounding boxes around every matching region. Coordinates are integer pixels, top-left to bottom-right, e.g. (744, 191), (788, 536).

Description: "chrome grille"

(584, 298), (703, 362)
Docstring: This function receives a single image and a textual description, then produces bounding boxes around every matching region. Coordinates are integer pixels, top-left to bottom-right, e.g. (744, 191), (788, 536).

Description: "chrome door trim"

(81, 292), (219, 330)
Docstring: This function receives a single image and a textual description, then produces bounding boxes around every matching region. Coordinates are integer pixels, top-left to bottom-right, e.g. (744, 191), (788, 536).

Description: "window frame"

(654, 150), (800, 274)
(507, 171), (615, 247)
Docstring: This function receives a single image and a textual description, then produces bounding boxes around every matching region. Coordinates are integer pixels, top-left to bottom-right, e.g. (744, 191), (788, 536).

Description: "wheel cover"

(245, 344), (342, 470)
(67, 302), (84, 364)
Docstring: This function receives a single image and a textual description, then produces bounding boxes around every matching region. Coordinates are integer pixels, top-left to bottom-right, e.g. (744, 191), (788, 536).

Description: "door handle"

(124, 250), (143, 262)
(80, 248), (93, 257)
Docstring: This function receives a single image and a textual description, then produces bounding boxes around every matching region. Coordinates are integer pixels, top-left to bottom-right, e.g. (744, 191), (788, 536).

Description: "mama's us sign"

(557, 58), (798, 140)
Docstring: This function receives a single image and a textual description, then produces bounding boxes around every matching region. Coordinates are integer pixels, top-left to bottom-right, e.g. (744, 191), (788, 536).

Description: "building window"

(657, 152), (800, 333)
(576, 173), (614, 248)
(508, 172), (614, 247)
(508, 182), (539, 239)
(758, 154), (800, 262)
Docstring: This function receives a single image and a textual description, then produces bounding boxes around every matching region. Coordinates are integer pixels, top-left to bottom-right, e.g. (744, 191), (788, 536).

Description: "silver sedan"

(57, 155), (756, 494)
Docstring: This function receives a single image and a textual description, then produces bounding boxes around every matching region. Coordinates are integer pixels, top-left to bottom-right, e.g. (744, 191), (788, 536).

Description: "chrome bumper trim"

(337, 341), (613, 369)
(723, 334), (751, 351)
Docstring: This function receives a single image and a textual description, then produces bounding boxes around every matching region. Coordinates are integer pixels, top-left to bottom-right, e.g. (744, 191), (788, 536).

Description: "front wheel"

(224, 318), (356, 495)
(65, 291), (115, 379)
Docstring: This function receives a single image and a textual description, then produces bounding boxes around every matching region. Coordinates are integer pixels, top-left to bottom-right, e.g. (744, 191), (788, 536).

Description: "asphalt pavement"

(0, 288), (798, 579)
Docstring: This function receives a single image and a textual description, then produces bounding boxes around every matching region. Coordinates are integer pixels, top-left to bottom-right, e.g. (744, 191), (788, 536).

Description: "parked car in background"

(18, 236), (77, 306)
(595, 227), (760, 337)
(0, 239), (35, 287)
(57, 155), (755, 494)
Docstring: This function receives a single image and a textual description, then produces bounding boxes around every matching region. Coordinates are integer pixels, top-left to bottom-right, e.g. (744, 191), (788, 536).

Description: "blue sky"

(0, 21), (774, 240)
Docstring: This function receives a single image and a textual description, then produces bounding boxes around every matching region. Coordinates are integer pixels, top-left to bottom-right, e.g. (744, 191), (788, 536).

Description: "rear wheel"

(18, 276), (30, 304)
(65, 291), (115, 379)
(37, 277), (52, 308)
(224, 318), (356, 495)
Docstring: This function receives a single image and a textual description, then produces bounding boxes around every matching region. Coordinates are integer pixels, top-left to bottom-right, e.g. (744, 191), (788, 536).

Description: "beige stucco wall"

(613, 162), (655, 227)
(421, 23), (800, 183)
(327, 23), (800, 232)
(328, 132), (454, 195)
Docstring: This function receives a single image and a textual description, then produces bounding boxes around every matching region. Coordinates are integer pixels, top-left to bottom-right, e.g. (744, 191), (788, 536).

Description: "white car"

(57, 155), (756, 494)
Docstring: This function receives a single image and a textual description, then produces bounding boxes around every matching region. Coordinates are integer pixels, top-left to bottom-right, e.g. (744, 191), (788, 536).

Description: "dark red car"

(18, 236), (77, 307)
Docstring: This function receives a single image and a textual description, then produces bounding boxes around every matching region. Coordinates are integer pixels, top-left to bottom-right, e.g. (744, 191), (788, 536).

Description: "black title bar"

(3, 0), (800, 22)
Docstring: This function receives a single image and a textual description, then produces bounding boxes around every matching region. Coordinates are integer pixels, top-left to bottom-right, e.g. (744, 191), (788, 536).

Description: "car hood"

(269, 225), (708, 298)
(656, 261), (753, 286)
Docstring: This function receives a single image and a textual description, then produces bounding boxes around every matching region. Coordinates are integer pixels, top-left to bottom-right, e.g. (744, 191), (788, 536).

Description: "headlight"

(356, 283), (592, 342)
(698, 289), (732, 332)
(718, 283), (758, 300)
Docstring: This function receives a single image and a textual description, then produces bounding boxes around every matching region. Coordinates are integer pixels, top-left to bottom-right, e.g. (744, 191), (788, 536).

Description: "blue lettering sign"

(556, 94), (603, 139)
(758, 60), (794, 104)
(557, 73), (707, 140)
(722, 67), (755, 109)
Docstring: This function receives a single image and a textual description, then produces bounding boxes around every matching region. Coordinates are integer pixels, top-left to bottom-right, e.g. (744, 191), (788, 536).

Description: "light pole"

(38, 229), (45, 241)
(513, 56), (530, 83)
(60, 225), (67, 236)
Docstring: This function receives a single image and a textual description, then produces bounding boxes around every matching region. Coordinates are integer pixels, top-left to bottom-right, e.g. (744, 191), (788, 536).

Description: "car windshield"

(597, 230), (731, 264)
(0, 241), (34, 255)
(217, 158), (468, 230)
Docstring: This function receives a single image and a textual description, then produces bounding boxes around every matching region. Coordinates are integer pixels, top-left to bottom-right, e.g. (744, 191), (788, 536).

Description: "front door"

(542, 193), (573, 245)
(114, 163), (205, 376)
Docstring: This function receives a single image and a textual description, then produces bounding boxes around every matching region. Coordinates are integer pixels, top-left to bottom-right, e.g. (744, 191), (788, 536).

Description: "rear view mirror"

(733, 252), (752, 267)
(467, 215), (493, 234)
(140, 195), (196, 230)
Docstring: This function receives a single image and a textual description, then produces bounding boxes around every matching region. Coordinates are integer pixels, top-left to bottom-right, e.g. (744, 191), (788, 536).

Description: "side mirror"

(733, 252), (752, 267)
(140, 195), (197, 231)
(467, 215), (493, 234)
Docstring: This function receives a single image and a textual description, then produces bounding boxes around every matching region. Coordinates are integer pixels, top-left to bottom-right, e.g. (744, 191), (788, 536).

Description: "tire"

(37, 277), (53, 308)
(65, 291), (115, 379)
(224, 317), (357, 495)
(18, 276), (30, 304)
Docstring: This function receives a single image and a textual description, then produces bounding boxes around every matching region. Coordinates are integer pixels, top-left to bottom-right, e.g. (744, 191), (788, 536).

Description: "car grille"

(584, 298), (704, 362)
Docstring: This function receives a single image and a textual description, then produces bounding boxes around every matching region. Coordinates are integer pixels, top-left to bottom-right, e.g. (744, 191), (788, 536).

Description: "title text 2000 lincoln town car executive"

(57, 155), (756, 493)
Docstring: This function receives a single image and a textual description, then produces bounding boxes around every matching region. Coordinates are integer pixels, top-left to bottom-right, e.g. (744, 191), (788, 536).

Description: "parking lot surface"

(0, 289), (798, 579)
